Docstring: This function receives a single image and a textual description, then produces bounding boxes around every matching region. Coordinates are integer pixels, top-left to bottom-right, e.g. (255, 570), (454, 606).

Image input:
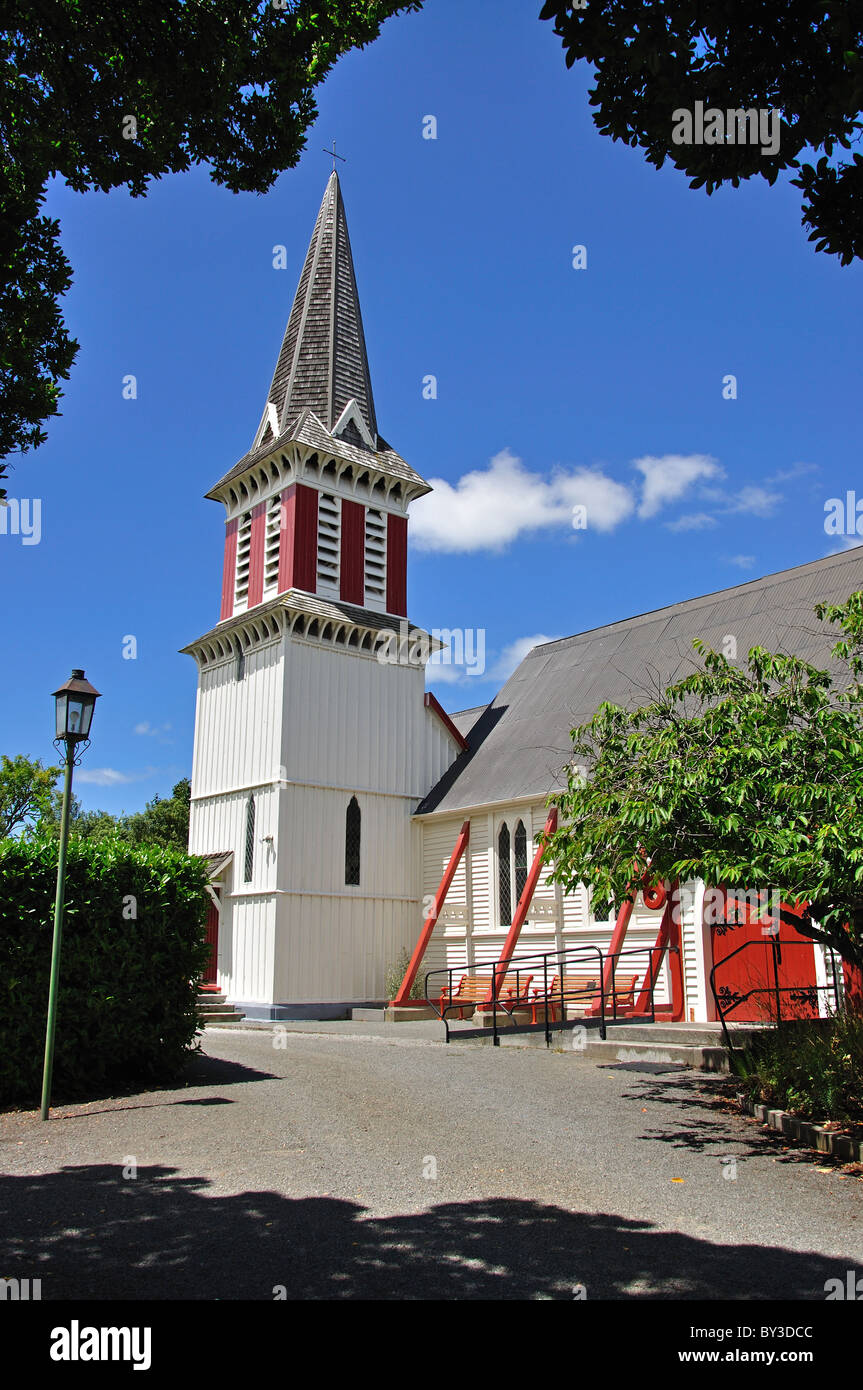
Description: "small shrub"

(0, 833), (210, 1107)
(735, 1010), (863, 1124)
(384, 947), (425, 1001)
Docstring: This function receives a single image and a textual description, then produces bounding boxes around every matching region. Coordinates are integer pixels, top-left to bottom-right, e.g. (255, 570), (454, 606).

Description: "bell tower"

(182, 173), (462, 1017)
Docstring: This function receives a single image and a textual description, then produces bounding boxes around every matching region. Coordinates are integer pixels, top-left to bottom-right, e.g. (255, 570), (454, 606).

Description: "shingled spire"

(262, 170), (378, 449)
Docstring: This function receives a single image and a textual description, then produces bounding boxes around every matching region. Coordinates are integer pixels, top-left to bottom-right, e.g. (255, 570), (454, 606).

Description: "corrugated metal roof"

(417, 550), (863, 817)
(448, 705), (489, 739)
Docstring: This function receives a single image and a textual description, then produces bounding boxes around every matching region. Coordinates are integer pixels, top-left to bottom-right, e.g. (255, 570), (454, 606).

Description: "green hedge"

(0, 834), (211, 1108)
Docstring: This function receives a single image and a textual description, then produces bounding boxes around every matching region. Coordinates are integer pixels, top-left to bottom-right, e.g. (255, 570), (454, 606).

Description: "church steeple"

(262, 170), (378, 449)
(202, 172), (430, 630)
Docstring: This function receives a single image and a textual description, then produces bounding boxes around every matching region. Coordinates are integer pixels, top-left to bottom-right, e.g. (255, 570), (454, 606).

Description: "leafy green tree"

(0, 0), (422, 490)
(122, 778), (191, 851)
(38, 792), (121, 843)
(540, 0), (863, 265)
(0, 753), (60, 837)
(544, 591), (863, 973)
(35, 777), (190, 848)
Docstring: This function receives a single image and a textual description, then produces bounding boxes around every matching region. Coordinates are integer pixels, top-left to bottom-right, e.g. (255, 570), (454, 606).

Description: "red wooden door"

(202, 898), (220, 988)
(710, 890), (819, 1022)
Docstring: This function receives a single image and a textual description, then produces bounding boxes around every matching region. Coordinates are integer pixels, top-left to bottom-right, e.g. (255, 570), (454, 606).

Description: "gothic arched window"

(514, 820), (528, 905)
(345, 796), (361, 885)
(244, 795), (256, 883)
(498, 822), (512, 926)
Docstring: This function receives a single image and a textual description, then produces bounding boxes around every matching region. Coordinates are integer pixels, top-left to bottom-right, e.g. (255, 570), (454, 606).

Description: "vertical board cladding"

(276, 782), (416, 898)
(340, 499), (365, 604)
(278, 483), (318, 594)
(190, 640), (284, 797)
(189, 786), (279, 894)
(280, 639), (433, 795)
(272, 893), (418, 1003)
(386, 513), (407, 616)
(222, 894), (276, 1004)
(221, 518), (239, 620)
(247, 502), (267, 607)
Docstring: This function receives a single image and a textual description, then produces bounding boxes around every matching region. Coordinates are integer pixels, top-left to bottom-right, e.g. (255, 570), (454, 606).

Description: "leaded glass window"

(345, 796), (361, 885)
(244, 795), (255, 883)
(498, 822), (511, 926)
(514, 820), (528, 905)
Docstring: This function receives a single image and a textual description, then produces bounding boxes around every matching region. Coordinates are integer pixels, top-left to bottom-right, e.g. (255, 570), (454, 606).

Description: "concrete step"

(580, 1038), (732, 1071)
(589, 1022), (765, 1048)
(199, 1011), (246, 1024)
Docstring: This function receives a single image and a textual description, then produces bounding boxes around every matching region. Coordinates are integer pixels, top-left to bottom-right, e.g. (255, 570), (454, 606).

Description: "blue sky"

(3, 0), (861, 814)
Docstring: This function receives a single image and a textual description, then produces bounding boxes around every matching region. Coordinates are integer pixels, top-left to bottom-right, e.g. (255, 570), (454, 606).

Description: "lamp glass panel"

(54, 694), (68, 739)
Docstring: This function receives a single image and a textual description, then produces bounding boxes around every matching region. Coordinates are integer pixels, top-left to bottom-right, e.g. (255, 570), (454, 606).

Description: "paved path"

(1, 1026), (861, 1299)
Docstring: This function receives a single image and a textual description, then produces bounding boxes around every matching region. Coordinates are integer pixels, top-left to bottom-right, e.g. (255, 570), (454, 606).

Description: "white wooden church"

(184, 172), (863, 1023)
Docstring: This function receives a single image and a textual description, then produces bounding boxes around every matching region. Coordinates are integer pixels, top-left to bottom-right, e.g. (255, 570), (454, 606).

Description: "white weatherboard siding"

(415, 805), (707, 1013)
(188, 621), (463, 1009)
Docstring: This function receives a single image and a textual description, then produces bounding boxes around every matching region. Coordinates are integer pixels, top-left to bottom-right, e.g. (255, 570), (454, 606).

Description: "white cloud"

(701, 484), (782, 518)
(424, 632), (560, 687)
(665, 512), (718, 533)
(77, 766), (159, 786)
(133, 721), (173, 741)
(490, 634), (561, 683)
(634, 454), (722, 520)
(410, 449), (634, 553)
(726, 554), (756, 570)
(825, 534), (863, 555)
(766, 462), (819, 485)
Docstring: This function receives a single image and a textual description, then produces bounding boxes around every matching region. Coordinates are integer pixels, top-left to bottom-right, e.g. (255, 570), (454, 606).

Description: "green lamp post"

(40, 669), (101, 1121)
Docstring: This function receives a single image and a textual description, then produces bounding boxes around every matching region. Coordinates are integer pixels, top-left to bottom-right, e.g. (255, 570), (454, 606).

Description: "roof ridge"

(525, 550), (861, 657)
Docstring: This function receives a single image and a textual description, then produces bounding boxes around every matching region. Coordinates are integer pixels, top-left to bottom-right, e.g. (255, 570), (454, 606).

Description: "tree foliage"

(544, 591), (863, 973)
(0, 0), (421, 489)
(540, 0), (863, 265)
(36, 775), (192, 851)
(0, 753), (60, 837)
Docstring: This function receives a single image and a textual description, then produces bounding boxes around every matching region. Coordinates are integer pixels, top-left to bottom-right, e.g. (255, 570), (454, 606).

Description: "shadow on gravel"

(0, 1164), (859, 1300)
(11, 1053), (282, 1120)
(623, 1071), (861, 1172)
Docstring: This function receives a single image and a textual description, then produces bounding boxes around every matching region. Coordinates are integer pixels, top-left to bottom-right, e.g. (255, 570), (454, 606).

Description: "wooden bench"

(530, 973), (640, 1023)
(434, 972), (534, 1020)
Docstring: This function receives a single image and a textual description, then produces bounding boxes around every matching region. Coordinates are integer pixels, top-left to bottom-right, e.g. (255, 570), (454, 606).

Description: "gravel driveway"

(1, 1025), (861, 1300)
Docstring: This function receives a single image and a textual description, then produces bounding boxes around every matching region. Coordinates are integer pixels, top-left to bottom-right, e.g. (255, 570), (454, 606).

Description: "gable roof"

(416, 549), (863, 817)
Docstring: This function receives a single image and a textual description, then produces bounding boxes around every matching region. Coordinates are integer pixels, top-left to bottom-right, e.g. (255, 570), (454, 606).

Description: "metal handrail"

(424, 941), (675, 1045)
(709, 935), (843, 1054)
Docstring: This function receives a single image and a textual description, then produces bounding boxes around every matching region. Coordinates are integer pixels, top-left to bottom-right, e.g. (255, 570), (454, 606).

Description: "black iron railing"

(709, 934), (843, 1054)
(424, 941), (676, 1045)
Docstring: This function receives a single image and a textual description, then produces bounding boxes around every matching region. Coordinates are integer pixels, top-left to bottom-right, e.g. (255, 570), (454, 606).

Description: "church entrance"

(709, 889), (820, 1022)
(202, 893), (220, 990)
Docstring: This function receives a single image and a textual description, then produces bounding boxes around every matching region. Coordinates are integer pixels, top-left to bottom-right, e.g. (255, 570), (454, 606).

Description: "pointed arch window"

(345, 796), (361, 885)
(514, 820), (528, 905)
(244, 795), (256, 883)
(498, 822), (512, 927)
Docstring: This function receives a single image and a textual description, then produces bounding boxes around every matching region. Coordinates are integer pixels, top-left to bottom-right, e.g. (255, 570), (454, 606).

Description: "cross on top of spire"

(322, 140), (346, 173)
